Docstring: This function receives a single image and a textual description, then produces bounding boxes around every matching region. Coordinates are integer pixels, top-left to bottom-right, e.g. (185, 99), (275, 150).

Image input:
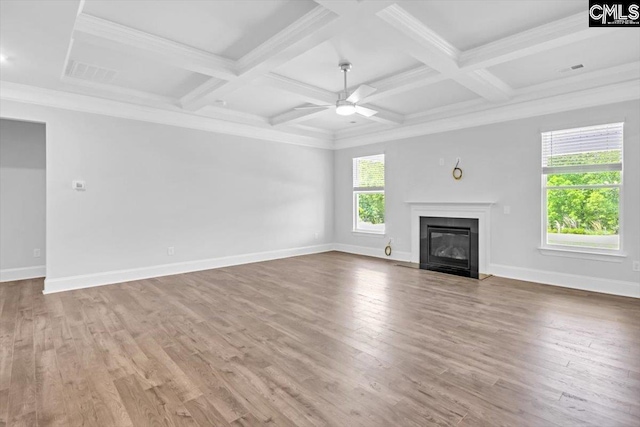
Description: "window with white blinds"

(353, 154), (385, 233)
(541, 122), (623, 252)
(353, 154), (385, 191)
(542, 122), (623, 174)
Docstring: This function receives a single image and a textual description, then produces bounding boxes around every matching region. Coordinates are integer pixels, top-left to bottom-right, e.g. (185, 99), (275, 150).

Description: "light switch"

(503, 205), (511, 215)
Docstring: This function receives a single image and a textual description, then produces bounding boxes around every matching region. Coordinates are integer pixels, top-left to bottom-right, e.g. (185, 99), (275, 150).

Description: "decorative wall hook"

(452, 159), (463, 180)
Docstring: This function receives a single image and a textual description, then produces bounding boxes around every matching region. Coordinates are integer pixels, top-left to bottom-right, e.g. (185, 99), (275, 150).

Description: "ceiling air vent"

(66, 60), (118, 83)
(558, 64), (584, 73)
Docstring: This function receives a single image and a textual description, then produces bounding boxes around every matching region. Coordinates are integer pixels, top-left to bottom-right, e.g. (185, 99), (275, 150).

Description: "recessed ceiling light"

(0, 54), (7, 64)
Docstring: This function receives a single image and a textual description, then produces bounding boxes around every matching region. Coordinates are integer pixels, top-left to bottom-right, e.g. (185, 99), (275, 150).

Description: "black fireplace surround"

(420, 216), (479, 278)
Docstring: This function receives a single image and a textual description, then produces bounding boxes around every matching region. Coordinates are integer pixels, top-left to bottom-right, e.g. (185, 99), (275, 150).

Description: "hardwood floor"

(1, 251), (639, 426)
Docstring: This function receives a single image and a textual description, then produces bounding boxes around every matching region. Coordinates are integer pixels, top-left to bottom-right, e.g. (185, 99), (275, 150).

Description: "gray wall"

(0, 119), (46, 274)
(0, 100), (333, 290)
(334, 100), (640, 285)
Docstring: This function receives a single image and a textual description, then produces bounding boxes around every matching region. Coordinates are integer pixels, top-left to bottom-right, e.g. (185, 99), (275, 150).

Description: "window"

(353, 154), (385, 233)
(542, 122), (623, 252)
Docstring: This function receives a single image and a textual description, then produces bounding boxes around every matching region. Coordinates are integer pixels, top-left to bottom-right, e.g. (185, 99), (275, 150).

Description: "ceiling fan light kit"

(294, 62), (379, 118)
(336, 99), (356, 115)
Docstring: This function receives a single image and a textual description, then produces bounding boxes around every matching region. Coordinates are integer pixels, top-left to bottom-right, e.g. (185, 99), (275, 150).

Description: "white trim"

(0, 265), (46, 282)
(42, 244), (333, 294)
(406, 202), (494, 274)
(538, 246), (626, 262)
(351, 230), (386, 236)
(182, 5), (338, 111)
(335, 79), (640, 149)
(0, 82), (333, 150)
(333, 243), (411, 263)
(488, 263), (639, 299)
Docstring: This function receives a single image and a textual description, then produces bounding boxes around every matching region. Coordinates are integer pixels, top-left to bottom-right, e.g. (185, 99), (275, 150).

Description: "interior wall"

(334, 100), (640, 287)
(0, 100), (333, 291)
(0, 118), (46, 279)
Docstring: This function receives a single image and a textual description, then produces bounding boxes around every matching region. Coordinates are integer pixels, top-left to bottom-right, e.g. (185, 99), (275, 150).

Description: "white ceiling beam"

(459, 13), (617, 71)
(364, 65), (446, 103)
(259, 73), (336, 105)
(261, 65), (446, 107)
(335, 79), (640, 149)
(73, 13), (237, 80)
(181, 5), (338, 111)
(376, 4), (512, 102)
(259, 73), (406, 126)
(0, 81), (332, 149)
(182, 0), (396, 111)
(270, 107), (329, 126)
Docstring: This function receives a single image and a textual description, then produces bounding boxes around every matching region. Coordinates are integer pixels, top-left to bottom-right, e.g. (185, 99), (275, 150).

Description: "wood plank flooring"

(1, 251), (639, 426)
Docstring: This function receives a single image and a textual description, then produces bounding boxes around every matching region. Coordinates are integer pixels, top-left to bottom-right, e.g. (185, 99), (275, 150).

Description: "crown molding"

(270, 107), (329, 126)
(514, 61), (640, 99)
(60, 74), (178, 107)
(0, 81), (332, 150)
(333, 80), (640, 149)
(73, 13), (237, 80)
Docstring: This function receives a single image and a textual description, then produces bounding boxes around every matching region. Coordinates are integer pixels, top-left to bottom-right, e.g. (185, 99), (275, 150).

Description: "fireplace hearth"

(420, 216), (479, 278)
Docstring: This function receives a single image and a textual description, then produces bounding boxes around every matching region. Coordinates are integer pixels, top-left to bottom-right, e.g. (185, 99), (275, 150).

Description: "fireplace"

(420, 216), (479, 278)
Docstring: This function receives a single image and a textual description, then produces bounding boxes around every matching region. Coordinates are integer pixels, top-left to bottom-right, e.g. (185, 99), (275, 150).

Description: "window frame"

(352, 154), (385, 235)
(540, 122), (625, 258)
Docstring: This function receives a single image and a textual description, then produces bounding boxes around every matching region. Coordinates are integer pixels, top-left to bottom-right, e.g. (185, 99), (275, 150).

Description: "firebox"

(420, 216), (479, 278)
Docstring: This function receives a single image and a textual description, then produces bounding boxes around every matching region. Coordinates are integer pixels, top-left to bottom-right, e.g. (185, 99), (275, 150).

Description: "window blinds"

(542, 122), (623, 174)
(353, 154), (384, 191)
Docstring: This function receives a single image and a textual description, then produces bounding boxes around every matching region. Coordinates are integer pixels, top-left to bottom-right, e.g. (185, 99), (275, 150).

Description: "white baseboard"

(43, 244), (334, 294)
(38, 243), (640, 299)
(489, 263), (640, 299)
(0, 265), (46, 282)
(333, 243), (411, 262)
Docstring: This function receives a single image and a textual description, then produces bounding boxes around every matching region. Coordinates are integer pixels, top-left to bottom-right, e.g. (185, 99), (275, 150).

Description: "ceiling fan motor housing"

(339, 62), (352, 72)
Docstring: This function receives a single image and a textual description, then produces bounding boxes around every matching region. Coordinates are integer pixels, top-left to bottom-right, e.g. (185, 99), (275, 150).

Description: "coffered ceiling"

(1, 0), (639, 149)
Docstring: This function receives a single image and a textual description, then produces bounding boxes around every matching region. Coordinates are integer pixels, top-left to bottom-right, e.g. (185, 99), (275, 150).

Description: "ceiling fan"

(295, 62), (378, 117)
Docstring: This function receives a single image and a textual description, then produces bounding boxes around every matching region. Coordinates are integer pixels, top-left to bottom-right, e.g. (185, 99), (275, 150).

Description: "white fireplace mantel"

(406, 201), (495, 274)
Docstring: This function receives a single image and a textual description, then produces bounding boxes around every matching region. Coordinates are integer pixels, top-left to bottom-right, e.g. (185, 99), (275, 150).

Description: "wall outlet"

(72, 180), (86, 191)
(503, 205), (511, 215)
(314, 232), (320, 240)
(167, 246), (175, 256)
(633, 261), (640, 272)
(439, 158), (444, 166)
(33, 248), (41, 258)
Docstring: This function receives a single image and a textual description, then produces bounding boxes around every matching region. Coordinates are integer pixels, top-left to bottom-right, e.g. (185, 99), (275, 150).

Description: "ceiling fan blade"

(355, 105), (378, 117)
(294, 105), (332, 110)
(347, 84), (377, 103)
